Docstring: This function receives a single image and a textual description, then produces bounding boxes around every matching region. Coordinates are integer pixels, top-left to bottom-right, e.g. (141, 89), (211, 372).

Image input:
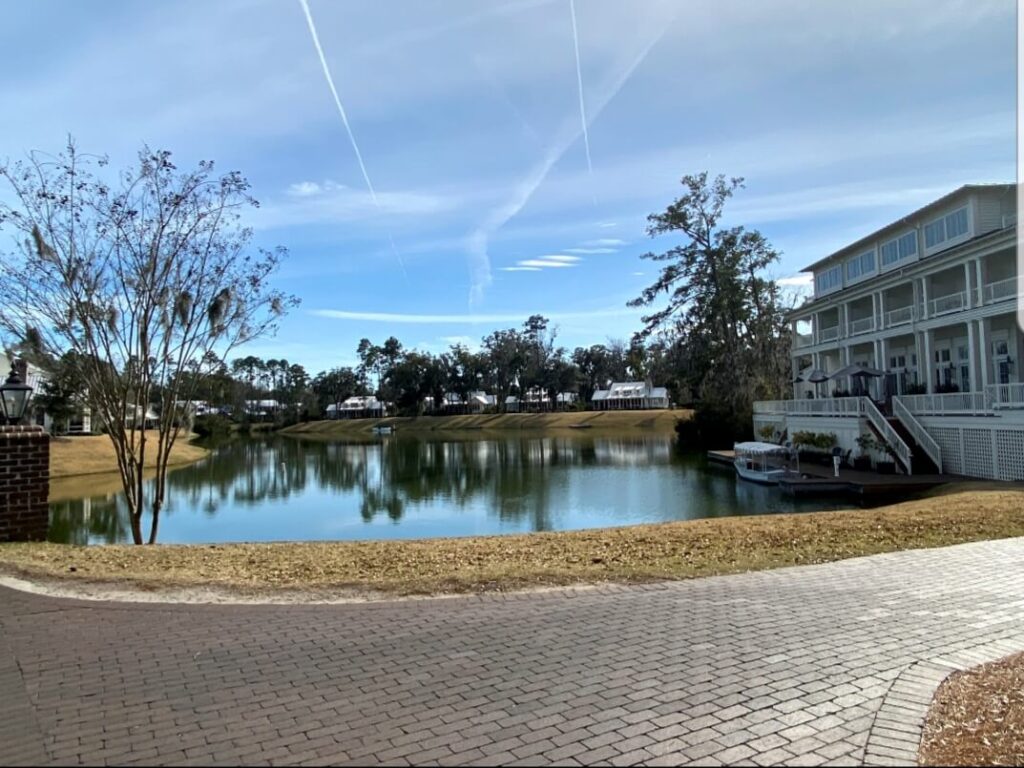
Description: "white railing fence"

(861, 398), (913, 474)
(928, 291), (967, 316)
(819, 326), (841, 342)
(988, 383), (1024, 409)
(896, 392), (991, 416)
(893, 399), (942, 472)
(978, 277), (1020, 305)
(885, 305), (915, 326)
(848, 316), (875, 336)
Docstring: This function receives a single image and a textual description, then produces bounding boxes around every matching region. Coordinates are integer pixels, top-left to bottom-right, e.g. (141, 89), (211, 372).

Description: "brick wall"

(0, 425), (50, 542)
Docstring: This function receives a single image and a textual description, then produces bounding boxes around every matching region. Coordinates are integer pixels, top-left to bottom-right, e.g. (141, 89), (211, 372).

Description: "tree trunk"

(148, 500), (161, 545)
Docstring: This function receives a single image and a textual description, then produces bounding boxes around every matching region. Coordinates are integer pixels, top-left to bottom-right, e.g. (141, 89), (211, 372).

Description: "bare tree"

(0, 141), (298, 544)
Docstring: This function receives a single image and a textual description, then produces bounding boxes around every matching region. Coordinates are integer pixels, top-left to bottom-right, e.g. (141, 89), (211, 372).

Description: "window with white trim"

(924, 206), (969, 250)
(846, 249), (876, 281)
(815, 265), (842, 295)
(881, 230), (918, 267)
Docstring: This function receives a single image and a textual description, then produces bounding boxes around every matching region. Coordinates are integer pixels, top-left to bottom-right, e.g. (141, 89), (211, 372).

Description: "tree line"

(0, 137), (791, 544)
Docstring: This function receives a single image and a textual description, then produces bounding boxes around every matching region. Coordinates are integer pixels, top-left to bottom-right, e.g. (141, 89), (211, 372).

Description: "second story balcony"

(885, 304), (916, 327)
(978, 276), (1020, 306)
(819, 325), (841, 342)
(847, 316), (876, 336)
(927, 290), (967, 317)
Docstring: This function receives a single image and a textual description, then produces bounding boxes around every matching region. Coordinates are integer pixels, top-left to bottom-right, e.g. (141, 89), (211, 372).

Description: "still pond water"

(50, 433), (856, 545)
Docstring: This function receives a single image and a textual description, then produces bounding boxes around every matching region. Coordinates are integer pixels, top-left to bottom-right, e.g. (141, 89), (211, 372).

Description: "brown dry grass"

(920, 652), (1024, 766)
(49, 431), (208, 479)
(1, 490), (1022, 596)
(283, 409), (687, 437)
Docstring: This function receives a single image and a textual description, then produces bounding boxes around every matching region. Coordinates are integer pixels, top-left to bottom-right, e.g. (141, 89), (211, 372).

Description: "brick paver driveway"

(2, 538), (1023, 767)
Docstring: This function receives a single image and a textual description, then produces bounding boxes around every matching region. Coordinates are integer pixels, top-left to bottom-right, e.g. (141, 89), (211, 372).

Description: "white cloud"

(598, 221), (618, 228)
(777, 273), (813, 287)
(309, 307), (640, 324)
(286, 180), (330, 197)
(566, 247), (616, 254)
(632, 271), (645, 276)
(254, 185), (462, 229)
(517, 259), (577, 268)
(500, 266), (542, 272)
(584, 238), (628, 246)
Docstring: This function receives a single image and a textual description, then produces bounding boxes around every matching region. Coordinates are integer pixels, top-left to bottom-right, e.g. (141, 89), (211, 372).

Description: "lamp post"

(0, 365), (34, 425)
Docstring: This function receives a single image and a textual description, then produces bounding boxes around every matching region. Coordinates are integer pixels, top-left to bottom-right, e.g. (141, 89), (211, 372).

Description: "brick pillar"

(0, 425), (50, 542)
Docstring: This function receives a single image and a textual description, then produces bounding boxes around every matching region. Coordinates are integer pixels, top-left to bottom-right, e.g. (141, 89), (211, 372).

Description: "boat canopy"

(734, 441), (788, 454)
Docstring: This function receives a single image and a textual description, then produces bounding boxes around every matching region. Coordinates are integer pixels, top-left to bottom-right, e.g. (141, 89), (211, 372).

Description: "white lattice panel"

(930, 427), (964, 476)
(963, 429), (995, 479)
(995, 429), (1024, 481)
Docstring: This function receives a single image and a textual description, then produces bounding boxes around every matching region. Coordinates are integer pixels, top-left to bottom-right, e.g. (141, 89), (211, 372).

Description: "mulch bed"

(919, 651), (1024, 766)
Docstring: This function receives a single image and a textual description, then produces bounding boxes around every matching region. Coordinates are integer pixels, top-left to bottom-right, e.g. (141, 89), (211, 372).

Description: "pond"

(49, 433), (857, 545)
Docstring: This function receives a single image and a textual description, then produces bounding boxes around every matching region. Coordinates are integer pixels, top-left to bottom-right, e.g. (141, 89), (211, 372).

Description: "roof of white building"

(800, 183), (1015, 273)
(591, 382), (668, 401)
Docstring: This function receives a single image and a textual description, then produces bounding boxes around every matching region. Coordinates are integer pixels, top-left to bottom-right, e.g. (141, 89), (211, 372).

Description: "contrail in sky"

(297, 0), (407, 277)
(568, 0), (594, 186)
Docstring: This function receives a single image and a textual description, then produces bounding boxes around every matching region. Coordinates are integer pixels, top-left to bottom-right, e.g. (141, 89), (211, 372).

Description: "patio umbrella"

(849, 364), (884, 378)
(795, 367), (830, 383)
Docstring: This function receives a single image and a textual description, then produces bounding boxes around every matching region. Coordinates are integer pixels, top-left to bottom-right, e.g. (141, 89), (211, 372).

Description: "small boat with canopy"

(733, 441), (789, 484)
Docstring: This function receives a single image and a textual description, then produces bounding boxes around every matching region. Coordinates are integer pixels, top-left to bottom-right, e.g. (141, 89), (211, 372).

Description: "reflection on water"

(49, 434), (852, 545)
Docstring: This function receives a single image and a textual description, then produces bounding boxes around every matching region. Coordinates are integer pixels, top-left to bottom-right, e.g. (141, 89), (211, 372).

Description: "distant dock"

(706, 449), (954, 499)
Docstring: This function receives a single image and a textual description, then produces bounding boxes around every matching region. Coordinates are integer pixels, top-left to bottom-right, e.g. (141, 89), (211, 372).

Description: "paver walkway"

(2, 538), (1023, 767)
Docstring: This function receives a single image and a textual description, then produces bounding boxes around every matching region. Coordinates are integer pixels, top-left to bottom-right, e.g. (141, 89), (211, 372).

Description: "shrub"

(191, 414), (233, 440)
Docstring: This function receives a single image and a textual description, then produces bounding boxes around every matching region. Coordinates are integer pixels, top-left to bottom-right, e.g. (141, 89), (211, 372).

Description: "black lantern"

(0, 365), (34, 425)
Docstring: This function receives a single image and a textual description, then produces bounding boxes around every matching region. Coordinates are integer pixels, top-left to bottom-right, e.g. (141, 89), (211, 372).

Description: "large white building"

(754, 184), (1024, 481)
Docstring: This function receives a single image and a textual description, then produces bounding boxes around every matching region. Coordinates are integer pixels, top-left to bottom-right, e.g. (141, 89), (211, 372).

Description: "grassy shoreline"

(49, 431), (209, 480)
(3, 490), (1023, 597)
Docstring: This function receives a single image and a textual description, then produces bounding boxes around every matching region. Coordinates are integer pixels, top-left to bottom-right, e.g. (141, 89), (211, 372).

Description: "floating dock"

(706, 449), (955, 499)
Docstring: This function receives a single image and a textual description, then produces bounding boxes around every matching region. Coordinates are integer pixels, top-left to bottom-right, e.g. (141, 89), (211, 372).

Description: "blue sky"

(1, 0), (1016, 373)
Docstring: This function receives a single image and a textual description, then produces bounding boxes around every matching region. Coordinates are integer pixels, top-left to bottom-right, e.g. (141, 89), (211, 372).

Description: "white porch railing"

(862, 398), (913, 474)
(978, 276), (1020, 305)
(753, 398), (863, 416)
(819, 325), (841, 342)
(988, 383), (1024, 409)
(928, 291), (967, 316)
(892, 398), (942, 472)
(885, 305), (915, 326)
(848, 316), (876, 336)
(895, 392), (991, 415)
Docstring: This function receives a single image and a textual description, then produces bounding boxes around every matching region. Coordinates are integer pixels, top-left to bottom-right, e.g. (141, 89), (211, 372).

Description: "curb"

(864, 634), (1024, 766)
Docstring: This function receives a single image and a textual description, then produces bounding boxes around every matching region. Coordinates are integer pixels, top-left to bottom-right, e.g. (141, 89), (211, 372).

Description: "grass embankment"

(283, 409), (687, 437)
(49, 431), (208, 479)
(920, 652), (1024, 766)
(2, 490), (1022, 596)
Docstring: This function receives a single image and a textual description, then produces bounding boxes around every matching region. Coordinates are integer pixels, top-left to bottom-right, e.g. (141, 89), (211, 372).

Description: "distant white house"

(505, 389), (578, 413)
(0, 357), (92, 434)
(245, 399), (282, 419)
(425, 391), (495, 415)
(326, 395), (385, 419)
(591, 381), (670, 410)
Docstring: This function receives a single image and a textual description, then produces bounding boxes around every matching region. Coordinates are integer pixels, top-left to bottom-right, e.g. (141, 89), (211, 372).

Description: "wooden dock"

(706, 449), (956, 499)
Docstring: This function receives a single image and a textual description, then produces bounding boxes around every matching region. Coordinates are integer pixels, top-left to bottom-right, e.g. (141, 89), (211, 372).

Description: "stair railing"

(861, 397), (913, 475)
(892, 398), (942, 473)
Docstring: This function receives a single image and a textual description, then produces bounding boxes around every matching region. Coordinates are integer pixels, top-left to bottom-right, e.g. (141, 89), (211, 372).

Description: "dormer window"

(846, 249), (876, 281)
(815, 265), (843, 295)
(924, 206), (970, 250)
(881, 230), (918, 267)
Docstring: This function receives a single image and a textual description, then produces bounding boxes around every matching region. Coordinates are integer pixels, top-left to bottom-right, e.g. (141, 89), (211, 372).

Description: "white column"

(841, 303), (849, 337)
(923, 330), (935, 393)
(921, 277), (930, 319)
(871, 293), (878, 331)
(978, 317), (991, 390)
(880, 336), (891, 398)
(812, 312), (819, 345)
(878, 291), (887, 329)
(967, 320), (980, 394)
(975, 258), (985, 306)
(964, 262), (973, 308)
